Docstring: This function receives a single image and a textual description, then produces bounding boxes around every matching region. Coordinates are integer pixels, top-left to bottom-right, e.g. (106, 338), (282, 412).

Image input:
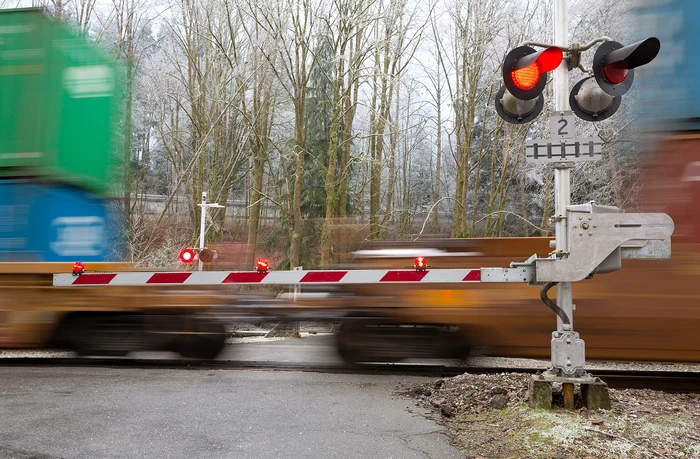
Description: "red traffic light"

(72, 261), (85, 276)
(593, 38), (660, 96)
(414, 257), (427, 272)
(496, 45), (562, 124)
(510, 47), (563, 91)
(503, 46), (563, 99)
(256, 258), (269, 273)
(179, 248), (196, 263)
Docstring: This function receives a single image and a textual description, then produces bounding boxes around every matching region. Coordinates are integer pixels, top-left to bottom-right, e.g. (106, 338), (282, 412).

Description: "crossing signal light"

(178, 248), (217, 264)
(72, 261), (85, 276)
(256, 258), (269, 273)
(179, 248), (196, 263)
(198, 248), (216, 263)
(414, 257), (427, 272)
(571, 38), (660, 121)
(496, 46), (563, 124)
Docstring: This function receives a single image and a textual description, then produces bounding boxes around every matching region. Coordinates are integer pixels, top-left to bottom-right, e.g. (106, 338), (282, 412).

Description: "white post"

(554, 0), (573, 332)
(554, 0), (569, 113)
(199, 191), (207, 272)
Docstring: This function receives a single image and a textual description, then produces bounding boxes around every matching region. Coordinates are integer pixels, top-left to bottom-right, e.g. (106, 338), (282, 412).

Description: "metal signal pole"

(553, 0), (573, 333)
(199, 192), (207, 272)
(198, 191), (224, 272)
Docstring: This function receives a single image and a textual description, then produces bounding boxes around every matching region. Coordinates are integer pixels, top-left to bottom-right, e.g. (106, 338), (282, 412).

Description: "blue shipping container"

(0, 180), (116, 261)
(635, 0), (700, 128)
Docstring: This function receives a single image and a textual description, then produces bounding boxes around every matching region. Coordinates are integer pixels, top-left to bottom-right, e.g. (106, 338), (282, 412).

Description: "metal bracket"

(551, 331), (586, 376)
(481, 266), (535, 283)
(566, 43), (581, 70)
(536, 202), (674, 282)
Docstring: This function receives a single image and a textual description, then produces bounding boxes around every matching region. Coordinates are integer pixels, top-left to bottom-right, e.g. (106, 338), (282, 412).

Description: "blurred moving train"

(0, 8), (226, 358)
(1, 3), (699, 363)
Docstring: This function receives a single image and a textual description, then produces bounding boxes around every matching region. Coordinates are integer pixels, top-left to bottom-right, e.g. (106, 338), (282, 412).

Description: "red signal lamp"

(503, 46), (562, 99)
(72, 261), (85, 276)
(593, 38), (660, 97)
(510, 47), (562, 91)
(571, 37), (659, 122)
(414, 256), (427, 272)
(198, 248), (216, 263)
(496, 45), (562, 124)
(602, 60), (628, 85)
(179, 248), (196, 263)
(511, 63), (541, 90)
(256, 258), (269, 273)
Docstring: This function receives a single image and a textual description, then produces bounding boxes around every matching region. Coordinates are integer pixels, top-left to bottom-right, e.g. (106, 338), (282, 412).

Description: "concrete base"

(528, 373), (611, 410)
(581, 381), (612, 410)
(529, 377), (553, 409)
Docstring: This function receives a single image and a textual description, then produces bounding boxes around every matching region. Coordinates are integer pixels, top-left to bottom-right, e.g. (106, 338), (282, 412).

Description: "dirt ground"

(398, 372), (700, 459)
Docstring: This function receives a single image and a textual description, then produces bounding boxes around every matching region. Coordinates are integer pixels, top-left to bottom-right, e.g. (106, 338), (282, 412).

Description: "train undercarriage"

(0, 263), (228, 359)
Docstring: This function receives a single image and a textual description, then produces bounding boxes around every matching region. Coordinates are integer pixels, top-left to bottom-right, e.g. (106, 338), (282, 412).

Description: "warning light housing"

(179, 248), (196, 263)
(256, 259), (269, 273)
(496, 46), (562, 124)
(414, 257), (427, 272)
(503, 46), (562, 100)
(593, 38), (660, 97)
(72, 261), (85, 276)
(569, 77), (621, 122)
(571, 37), (659, 122)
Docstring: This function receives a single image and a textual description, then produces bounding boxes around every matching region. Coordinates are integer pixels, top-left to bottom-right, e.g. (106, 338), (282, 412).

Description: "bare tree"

(319, 0), (373, 267)
(250, 0), (322, 268)
(366, 0), (422, 240)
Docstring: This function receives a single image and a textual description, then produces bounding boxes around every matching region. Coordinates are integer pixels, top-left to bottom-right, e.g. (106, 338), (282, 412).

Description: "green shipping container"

(0, 8), (118, 196)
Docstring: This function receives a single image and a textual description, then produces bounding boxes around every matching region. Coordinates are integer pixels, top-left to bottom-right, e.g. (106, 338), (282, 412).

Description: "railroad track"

(1, 357), (698, 392)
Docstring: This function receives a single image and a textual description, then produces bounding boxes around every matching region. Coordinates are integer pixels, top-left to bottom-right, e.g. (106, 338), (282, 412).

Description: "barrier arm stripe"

(53, 269), (489, 287)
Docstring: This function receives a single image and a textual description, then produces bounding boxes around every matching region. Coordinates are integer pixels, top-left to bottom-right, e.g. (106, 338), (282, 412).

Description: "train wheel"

(336, 319), (404, 364)
(336, 319), (470, 364)
(175, 318), (226, 360)
(71, 314), (140, 357)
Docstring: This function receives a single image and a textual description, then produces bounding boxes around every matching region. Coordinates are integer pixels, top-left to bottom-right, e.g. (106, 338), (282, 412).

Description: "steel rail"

(1, 358), (697, 392)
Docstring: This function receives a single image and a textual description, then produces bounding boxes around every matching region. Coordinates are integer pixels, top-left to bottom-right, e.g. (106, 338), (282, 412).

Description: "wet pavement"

(0, 337), (462, 459)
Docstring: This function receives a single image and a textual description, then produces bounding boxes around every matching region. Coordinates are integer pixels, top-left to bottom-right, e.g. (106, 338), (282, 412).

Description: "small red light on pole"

(72, 261), (84, 276)
(415, 257), (427, 272)
(179, 248), (196, 263)
(256, 258), (269, 273)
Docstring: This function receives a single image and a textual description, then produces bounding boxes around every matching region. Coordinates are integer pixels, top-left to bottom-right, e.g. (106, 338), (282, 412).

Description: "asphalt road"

(220, 333), (345, 363)
(0, 366), (462, 459)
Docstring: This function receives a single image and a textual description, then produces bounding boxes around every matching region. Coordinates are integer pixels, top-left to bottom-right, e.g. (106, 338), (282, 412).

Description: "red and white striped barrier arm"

(53, 269), (483, 287)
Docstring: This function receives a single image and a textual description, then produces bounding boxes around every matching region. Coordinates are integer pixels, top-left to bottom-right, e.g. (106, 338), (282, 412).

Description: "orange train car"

(0, 263), (227, 358)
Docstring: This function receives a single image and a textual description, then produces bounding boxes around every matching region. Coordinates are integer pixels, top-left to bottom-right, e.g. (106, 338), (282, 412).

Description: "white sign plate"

(525, 138), (603, 163)
(550, 112), (576, 139)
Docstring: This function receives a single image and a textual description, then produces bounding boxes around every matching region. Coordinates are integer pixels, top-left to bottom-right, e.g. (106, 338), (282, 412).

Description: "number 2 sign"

(550, 112), (576, 140)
